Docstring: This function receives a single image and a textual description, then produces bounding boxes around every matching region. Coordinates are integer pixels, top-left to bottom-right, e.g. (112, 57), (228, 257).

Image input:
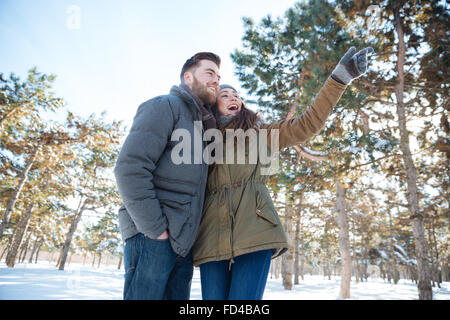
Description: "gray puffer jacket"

(114, 85), (209, 257)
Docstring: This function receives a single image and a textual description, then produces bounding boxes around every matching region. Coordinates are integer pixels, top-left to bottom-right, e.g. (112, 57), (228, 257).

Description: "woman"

(192, 46), (373, 300)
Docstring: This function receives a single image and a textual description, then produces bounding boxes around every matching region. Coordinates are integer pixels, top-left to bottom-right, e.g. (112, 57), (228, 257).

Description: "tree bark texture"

(5, 204), (34, 267)
(0, 147), (38, 239)
(281, 204), (294, 290)
(336, 181), (351, 299)
(393, 7), (432, 300)
(58, 198), (87, 270)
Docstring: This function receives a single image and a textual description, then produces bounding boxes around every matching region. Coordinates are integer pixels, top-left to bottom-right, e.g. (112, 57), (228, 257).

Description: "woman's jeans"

(199, 249), (272, 300)
(123, 233), (193, 300)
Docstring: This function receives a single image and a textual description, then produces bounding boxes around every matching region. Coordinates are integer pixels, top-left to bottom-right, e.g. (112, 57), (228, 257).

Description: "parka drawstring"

(227, 189), (235, 270)
(214, 159), (260, 270)
(218, 183), (240, 270)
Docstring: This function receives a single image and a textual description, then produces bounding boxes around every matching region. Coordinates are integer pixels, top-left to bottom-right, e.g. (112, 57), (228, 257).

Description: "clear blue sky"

(0, 0), (300, 128)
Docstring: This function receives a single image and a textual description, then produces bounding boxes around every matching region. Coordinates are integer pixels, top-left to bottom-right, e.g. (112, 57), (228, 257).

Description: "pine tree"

(231, 0), (394, 298)
(335, 0), (449, 300)
(0, 69), (64, 239)
(57, 113), (122, 270)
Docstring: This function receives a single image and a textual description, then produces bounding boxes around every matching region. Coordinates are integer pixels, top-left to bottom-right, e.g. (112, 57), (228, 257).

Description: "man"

(114, 52), (221, 300)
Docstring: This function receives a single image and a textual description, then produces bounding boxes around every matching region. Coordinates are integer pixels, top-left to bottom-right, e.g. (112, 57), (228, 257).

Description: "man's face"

(186, 60), (220, 105)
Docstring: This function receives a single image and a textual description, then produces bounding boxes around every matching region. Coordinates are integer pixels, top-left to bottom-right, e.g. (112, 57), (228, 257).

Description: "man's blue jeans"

(123, 233), (193, 300)
(199, 249), (272, 300)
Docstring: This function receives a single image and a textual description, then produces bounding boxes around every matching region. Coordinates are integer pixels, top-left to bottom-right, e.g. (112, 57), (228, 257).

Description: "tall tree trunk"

(28, 239), (42, 264)
(387, 207), (394, 284)
(363, 237), (370, 281)
(336, 180), (351, 299)
(34, 242), (42, 263)
(428, 215), (441, 288)
(442, 255), (449, 282)
(299, 218), (305, 281)
(355, 258), (361, 284)
(387, 208), (399, 284)
(0, 236), (13, 261)
(294, 218), (300, 285)
(274, 257), (281, 279)
(5, 204), (34, 267)
(117, 255), (123, 270)
(0, 147), (38, 239)
(324, 221), (331, 280)
(19, 232), (31, 263)
(58, 198), (87, 270)
(325, 247), (331, 280)
(0, 246), (6, 261)
(349, 218), (359, 284)
(281, 204), (294, 290)
(293, 199), (303, 284)
(393, 8), (432, 300)
(97, 253), (102, 268)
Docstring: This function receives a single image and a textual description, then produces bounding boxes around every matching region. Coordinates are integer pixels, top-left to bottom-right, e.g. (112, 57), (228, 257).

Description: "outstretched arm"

(264, 47), (374, 150)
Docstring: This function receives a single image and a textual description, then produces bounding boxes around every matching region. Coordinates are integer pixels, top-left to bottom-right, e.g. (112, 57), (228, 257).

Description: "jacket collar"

(170, 85), (218, 131)
(170, 84), (202, 118)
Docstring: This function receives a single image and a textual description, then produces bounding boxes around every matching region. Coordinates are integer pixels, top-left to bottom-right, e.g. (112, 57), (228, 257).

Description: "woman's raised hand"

(332, 46), (374, 85)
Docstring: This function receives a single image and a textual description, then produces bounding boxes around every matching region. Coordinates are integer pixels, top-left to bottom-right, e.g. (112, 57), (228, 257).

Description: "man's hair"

(180, 52), (221, 83)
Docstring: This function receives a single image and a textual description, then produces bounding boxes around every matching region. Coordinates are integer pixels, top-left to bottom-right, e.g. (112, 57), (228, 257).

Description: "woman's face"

(216, 88), (242, 116)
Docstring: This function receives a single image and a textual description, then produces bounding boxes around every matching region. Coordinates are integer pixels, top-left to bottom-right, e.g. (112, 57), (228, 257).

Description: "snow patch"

(1, 262), (449, 300)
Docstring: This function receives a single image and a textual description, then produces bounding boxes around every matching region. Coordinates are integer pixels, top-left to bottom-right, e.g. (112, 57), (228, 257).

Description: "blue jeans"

(199, 249), (272, 300)
(123, 233), (193, 300)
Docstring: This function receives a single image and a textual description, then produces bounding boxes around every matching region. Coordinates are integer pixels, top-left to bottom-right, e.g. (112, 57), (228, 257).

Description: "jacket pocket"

(157, 190), (192, 238)
(255, 186), (279, 226)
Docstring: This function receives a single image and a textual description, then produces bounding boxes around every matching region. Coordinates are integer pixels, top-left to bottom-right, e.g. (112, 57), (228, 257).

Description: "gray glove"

(332, 47), (374, 85)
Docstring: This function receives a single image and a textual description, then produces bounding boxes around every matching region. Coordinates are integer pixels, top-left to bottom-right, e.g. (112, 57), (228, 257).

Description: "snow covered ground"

(0, 261), (449, 300)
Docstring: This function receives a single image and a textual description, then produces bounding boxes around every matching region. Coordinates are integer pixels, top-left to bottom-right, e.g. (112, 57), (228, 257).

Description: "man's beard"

(191, 76), (216, 105)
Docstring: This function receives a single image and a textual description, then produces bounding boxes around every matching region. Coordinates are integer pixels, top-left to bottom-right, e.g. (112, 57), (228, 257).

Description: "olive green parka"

(192, 77), (347, 267)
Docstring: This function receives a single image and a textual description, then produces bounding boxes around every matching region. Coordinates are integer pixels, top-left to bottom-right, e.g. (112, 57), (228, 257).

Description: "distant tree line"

(0, 68), (124, 271)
